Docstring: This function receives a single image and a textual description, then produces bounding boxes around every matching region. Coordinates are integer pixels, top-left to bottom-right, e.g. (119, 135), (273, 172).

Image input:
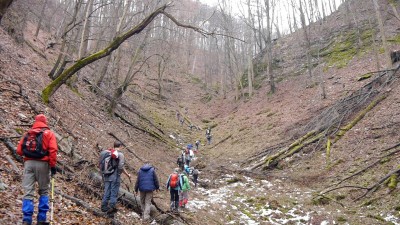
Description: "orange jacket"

(17, 120), (58, 167)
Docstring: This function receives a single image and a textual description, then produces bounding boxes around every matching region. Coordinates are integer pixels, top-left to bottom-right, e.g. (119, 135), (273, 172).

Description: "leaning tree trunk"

(41, 4), (169, 103)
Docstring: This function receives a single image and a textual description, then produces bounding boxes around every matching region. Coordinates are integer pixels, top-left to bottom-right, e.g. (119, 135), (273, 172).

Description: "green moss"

(380, 157), (390, 164)
(320, 29), (377, 70)
(335, 194), (346, 201)
(312, 195), (331, 205)
(388, 34), (400, 44)
(227, 177), (241, 184)
(245, 198), (255, 203)
(241, 209), (254, 219)
(15, 128), (24, 134)
(357, 73), (372, 81)
(367, 214), (386, 222)
(361, 199), (374, 206)
(388, 174), (398, 190)
(337, 216), (347, 222)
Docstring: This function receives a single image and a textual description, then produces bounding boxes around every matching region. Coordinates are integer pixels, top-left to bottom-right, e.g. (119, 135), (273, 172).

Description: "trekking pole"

(50, 177), (55, 224)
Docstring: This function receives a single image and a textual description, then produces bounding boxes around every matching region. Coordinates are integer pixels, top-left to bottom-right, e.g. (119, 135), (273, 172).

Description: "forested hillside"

(1, 0), (400, 224)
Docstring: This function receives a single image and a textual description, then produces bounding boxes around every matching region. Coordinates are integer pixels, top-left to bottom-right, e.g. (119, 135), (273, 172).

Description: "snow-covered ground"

(187, 174), (314, 225)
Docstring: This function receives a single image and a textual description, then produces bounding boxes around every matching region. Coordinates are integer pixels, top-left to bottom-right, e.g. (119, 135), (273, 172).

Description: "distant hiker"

(134, 162), (160, 221)
(185, 144), (193, 166)
(189, 124), (194, 130)
(195, 140), (200, 150)
(192, 167), (199, 187)
(179, 171), (191, 208)
(179, 118), (184, 126)
(99, 141), (131, 214)
(176, 111), (181, 122)
(177, 155), (184, 171)
(184, 107), (188, 115)
(166, 168), (182, 213)
(184, 164), (191, 175)
(206, 127), (212, 145)
(17, 114), (58, 225)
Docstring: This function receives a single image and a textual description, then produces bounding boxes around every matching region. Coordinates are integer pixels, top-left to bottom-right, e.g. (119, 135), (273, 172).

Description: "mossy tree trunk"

(41, 4), (169, 103)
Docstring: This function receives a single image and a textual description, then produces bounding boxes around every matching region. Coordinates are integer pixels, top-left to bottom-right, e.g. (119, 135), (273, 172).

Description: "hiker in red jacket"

(17, 114), (58, 225)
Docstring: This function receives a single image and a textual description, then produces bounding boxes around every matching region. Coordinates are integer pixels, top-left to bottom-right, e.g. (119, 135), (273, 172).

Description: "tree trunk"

(247, 55), (253, 97)
(34, 0), (49, 38)
(41, 4), (169, 103)
(78, 0), (94, 59)
(299, 0), (313, 78)
(372, 0), (392, 68)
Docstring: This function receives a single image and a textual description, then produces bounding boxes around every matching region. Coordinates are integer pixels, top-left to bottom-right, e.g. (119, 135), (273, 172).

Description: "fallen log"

(89, 172), (156, 215)
(5, 155), (20, 173)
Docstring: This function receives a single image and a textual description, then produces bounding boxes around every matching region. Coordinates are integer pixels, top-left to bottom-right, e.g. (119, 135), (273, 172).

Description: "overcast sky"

(198, 0), (218, 7)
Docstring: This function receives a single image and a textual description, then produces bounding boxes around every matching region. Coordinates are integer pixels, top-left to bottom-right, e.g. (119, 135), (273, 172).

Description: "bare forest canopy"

(1, 0), (369, 105)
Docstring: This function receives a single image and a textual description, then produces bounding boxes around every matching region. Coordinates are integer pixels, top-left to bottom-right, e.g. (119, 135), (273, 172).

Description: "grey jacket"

(99, 149), (126, 182)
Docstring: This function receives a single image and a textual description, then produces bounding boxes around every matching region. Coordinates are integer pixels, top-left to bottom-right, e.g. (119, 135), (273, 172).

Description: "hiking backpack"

(169, 173), (179, 188)
(22, 128), (49, 159)
(101, 149), (119, 175)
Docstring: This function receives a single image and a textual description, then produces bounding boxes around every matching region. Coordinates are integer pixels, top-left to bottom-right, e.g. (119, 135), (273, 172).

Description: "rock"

(0, 181), (8, 191)
(18, 113), (28, 122)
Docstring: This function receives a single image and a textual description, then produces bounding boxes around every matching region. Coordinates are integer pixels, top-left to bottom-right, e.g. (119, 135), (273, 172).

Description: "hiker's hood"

(32, 114), (49, 130)
(140, 164), (153, 171)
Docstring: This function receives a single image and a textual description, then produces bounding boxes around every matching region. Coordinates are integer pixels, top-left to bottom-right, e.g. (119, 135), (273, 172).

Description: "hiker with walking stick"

(99, 141), (131, 214)
(17, 114), (58, 225)
(134, 162), (160, 222)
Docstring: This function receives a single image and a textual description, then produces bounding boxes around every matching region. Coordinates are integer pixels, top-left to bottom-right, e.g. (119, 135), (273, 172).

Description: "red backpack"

(170, 173), (179, 188)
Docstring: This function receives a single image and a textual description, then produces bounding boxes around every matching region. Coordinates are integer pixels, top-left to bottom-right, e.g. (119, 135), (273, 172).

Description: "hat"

(174, 168), (179, 173)
(35, 114), (48, 125)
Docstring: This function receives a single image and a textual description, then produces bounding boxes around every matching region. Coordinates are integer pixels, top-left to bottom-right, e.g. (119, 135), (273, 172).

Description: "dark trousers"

(169, 189), (180, 210)
(170, 189), (179, 202)
(193, 174), (198, 187)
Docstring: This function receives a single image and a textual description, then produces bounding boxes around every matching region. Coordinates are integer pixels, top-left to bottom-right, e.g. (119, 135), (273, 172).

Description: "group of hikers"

(16, 113), (204, 224)
(172, 143), (200, 213)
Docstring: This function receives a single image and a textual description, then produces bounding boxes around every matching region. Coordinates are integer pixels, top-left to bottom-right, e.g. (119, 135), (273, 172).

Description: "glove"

(51, 167), (57, 176)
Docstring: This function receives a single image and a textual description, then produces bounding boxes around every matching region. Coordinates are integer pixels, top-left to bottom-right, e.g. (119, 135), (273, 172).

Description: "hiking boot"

(107, 207), (118, 214)
(37, 222), (50, 225)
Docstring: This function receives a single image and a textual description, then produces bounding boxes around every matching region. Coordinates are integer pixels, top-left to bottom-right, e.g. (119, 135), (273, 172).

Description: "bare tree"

(41, 3), (219, 103)
(298, 0), (313, 78)
(372, 0), (391, 68)
(0, 0), (14, 23)
(34, 0), (49, 37)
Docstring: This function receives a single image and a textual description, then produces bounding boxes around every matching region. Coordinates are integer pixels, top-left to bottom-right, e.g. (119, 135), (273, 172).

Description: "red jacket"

(17, 120), (58, 167)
